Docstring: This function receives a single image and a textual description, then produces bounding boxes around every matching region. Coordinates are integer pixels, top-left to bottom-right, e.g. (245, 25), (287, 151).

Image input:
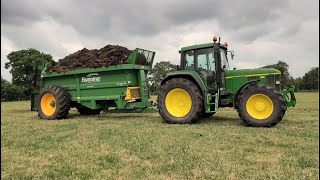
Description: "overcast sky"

(1, 0), (319, 81)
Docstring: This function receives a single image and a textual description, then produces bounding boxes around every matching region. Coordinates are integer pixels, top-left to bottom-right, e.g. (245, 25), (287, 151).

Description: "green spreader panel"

(36, 48), (155, 110)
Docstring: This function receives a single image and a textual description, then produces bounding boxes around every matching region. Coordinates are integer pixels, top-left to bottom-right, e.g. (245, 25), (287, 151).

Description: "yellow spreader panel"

(125, 87), (141, 101)
(246, 94), (274, 120)
(165, 88), (192, 117)
(41, 93), (56, 116)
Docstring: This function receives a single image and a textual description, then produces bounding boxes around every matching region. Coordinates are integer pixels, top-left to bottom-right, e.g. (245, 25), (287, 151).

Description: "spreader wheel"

(37, 85), (71, 120)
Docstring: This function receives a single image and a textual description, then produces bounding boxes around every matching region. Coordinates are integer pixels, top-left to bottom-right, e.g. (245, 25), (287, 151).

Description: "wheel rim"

(41, 93), (56, 116)
(246, 94), (274, 120)
(165, 88), (192, 118)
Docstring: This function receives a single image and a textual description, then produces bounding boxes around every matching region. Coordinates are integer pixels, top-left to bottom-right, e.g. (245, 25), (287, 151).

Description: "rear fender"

(161, 71), (208, 94)
(161, 71), (208, 110)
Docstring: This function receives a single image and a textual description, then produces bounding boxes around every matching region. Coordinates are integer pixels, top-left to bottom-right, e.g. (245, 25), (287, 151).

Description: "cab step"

(206, 91), (219, 113)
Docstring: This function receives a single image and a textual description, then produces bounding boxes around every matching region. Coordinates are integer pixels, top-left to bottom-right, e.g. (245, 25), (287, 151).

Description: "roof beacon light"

(213, 36), (218, 42)
(224, 42), (229, 46)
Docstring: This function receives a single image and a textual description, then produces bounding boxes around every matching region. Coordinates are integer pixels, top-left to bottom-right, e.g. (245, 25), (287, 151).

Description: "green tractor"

(157, 36), (296, 127)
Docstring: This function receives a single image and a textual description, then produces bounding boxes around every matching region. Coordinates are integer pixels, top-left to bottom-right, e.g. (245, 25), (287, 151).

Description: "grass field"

(1, 92), (319, 179)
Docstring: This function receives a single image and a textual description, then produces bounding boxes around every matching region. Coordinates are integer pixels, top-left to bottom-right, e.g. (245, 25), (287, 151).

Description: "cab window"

(196, 48), (210, 71)
(185, 50), (194, 70)
(195, 48), (215, 71)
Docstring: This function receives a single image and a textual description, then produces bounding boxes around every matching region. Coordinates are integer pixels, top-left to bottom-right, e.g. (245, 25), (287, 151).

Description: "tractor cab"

(179, 36), (231, 93)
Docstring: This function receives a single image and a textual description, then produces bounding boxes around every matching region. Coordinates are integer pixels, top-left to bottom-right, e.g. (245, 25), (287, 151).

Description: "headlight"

(276, 80), (280, 84)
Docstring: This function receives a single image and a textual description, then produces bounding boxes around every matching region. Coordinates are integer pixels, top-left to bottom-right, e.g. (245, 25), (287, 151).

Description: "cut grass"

(1, 92), (319, 179)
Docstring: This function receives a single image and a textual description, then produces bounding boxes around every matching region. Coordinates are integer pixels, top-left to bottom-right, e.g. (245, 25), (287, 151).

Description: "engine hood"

(225, 68), (281, 78)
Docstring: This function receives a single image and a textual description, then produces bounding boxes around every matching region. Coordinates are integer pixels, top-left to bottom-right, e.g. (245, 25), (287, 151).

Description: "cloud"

(1, 36), (15, 80)
(1, 0), (318, 81)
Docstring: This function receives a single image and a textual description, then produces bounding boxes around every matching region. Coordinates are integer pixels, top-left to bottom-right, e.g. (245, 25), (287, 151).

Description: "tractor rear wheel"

(157, 78), (203, 124)
(37, 85), (71, 120)
(236, 84), (287, 127)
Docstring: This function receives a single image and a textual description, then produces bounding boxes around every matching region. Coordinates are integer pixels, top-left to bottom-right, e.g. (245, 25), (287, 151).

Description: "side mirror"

(227, 50), (235, 59)
(221, 65), (226, 72)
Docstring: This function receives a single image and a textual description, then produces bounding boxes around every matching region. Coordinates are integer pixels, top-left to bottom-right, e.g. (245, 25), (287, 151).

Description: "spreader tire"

(37, 85), (71, 120)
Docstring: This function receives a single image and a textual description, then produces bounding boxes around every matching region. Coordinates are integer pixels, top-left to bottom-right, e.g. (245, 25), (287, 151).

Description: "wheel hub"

(50, 101), (56, 107)
(254, 102), (266, 111)
(178, 98), (186, 107)
(165, 88), (192, 118)
(246, 94), (274, 120)
(41, 93), (57, 116)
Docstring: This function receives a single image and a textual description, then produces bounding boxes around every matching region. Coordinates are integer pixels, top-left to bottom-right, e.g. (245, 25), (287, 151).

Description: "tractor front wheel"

(37, 85), (71, 120)
(236, 84), (287, 127)
(157, 78), (203, 124)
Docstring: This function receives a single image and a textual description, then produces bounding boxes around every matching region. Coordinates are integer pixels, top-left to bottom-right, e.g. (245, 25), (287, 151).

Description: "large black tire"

(157, 78), (203, 124)
(77, 106), (102, 115)
(236, 84), (287, 127)
(37, 85), (71, 120)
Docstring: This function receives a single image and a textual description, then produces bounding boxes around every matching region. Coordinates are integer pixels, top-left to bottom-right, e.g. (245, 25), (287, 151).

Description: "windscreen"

(220, 49), (229, 70)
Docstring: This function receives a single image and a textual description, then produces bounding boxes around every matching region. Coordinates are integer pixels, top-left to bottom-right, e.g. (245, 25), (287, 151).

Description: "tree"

(1, 77), (24, 101)
(262, 61), (291, 86)
(1, 77), (9, 101)
(302, 67), (319, 90)
(293, 77), (303, 91)
(148, 61), (177, 94)
(5, 48), (54, 99)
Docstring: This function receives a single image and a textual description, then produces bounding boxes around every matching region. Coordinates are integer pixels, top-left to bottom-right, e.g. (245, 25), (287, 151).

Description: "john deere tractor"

(157, 36), (296, 127)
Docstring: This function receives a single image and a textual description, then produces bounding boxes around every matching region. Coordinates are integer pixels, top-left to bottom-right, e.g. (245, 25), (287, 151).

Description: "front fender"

(161, 71), (208, 94)
(233, 79), (261, 106)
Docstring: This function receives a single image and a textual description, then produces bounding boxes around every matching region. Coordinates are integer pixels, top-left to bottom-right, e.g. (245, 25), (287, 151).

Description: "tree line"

(262, 61), (319, 91)
(1, 48), (319, 101)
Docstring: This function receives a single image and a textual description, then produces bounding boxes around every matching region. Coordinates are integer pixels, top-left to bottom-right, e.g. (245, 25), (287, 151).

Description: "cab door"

(195, 48), (217, 91)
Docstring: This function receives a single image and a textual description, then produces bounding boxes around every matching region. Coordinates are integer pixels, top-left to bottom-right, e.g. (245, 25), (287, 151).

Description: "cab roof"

(180, 42), (228, 52)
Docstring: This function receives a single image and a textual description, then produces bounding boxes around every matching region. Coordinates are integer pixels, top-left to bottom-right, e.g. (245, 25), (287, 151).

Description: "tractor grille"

(247, 74), (281, 91)
(267, 74), (281, 91)
(247, 76), (259, 81)
(275, 74), (281, 91)
(268, 74), (275, 87)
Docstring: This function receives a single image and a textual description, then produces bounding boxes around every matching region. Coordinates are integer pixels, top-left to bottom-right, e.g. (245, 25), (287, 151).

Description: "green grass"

(1, 92), (319, 180)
